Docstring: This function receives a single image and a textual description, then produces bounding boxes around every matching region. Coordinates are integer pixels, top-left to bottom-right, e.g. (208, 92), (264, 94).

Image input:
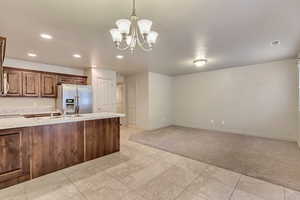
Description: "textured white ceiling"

(0, 0), (300, 75)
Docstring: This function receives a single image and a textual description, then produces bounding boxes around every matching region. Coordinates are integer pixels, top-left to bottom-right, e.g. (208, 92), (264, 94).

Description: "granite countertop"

(0, 112), (125, 130)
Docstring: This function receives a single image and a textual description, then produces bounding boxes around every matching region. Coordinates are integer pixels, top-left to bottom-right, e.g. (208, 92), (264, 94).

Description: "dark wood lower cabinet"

(31, 122), (85, 178)
(0, 118), (120, 189)
(0, 129), (31, 189)
(85, 118), (120, 161)
(104, 118), (120, 155)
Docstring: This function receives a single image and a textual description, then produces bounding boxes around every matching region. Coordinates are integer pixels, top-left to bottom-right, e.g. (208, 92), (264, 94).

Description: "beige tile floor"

(1, 127), (300, 200)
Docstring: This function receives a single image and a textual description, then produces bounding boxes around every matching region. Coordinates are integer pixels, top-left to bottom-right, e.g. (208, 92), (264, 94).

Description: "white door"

(95, 78), (116, 112)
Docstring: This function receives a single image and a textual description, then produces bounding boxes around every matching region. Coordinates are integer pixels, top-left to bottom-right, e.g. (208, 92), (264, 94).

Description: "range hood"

(0, 36), (7, 96)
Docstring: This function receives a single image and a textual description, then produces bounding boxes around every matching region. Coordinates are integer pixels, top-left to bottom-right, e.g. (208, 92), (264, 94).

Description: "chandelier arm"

(136, 22), (151, 48)
(136, 29), (146, 45)
(137, 37), (148, 49)
(129, 23), (138, 49)
(136, 27), (152, 51)
(117, 40), (131, 51)
(116, 45), (130, 51)
(138, 40), (153, 51)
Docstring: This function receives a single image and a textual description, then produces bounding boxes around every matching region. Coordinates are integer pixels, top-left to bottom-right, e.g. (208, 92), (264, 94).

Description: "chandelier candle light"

(110, 0), (158, 52)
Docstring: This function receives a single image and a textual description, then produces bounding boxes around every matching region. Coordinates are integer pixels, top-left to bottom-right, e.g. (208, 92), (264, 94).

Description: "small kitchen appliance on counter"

(56, 84), (93, 114)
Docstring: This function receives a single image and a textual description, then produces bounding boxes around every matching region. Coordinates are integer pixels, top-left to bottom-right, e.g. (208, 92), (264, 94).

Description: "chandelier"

(110, 0), (158, 52)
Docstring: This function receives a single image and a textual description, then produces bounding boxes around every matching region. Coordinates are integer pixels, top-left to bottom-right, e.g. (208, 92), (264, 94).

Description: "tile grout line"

(229, 174), (242, 200)
(284, 187), (286, 200)
(62, 171), (89, 200)
(101, 158), (170, 198)
(172, 165), (211, 200)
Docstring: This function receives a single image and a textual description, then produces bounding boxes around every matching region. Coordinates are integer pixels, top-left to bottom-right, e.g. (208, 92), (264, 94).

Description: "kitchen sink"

(64, 114), (83, 118)
(23, 112), (61, 118)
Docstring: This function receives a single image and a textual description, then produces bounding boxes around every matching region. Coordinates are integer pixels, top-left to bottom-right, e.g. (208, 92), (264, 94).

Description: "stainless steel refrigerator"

(56, 84), (93, 114)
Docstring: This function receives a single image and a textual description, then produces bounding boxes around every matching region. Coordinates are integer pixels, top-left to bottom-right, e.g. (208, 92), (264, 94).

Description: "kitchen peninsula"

(0, 112), (124, 189)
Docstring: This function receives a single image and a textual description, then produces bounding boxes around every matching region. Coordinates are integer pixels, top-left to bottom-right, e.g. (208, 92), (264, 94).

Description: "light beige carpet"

(130, 126), (300, 191)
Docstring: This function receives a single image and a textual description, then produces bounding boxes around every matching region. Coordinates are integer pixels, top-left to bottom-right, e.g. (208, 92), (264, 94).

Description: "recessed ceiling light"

(73, 54), (81, 58)
(40, 33), (53, 40)
(193, 59), (207, 67)
(116, 55), (124, 59)
(27, 53), (37, 57)
(271, 40), (280, 46)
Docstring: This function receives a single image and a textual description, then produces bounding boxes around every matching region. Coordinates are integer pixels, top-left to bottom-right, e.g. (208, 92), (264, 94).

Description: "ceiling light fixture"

(73, 54), (81, 58)
(271, 40), (280, 46)
(193, 59), (207, 67)
(40, 33), (53, 40)
(110, 0), (159, 53)
(116, 55), (124, 59)
(27, 53), (37, 57)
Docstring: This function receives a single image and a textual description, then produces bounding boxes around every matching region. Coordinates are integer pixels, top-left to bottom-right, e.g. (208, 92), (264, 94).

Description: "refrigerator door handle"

(75, 95), (80, 114)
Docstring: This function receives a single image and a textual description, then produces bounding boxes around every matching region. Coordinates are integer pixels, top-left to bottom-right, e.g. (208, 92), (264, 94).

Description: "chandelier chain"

(133, 0), (136, 12)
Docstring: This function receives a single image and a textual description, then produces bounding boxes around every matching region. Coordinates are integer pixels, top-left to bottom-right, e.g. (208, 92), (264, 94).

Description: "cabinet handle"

(6, 82), (9, 94)
(3, 72), (9, 95)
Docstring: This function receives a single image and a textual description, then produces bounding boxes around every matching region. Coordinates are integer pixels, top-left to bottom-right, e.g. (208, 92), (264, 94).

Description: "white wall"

(127, 72), (149, 130)
(148, 72), (173, 130)
(125, 72), (173, 130)
(135, 73), (149, 129)
(125, 73), (149, 129)
(88, 68), (117, 113)
(172, 59), (298, 141)
(0, 58), (86, 114)
(125, 75), (137, 126)
(297, 57), (300, 146)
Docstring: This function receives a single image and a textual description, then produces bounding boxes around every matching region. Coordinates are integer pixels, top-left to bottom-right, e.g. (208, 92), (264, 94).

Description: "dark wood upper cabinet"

(1, 67), (87, 98)
(73, 77), (87, 85)
(22, 71), (40, 97)
(57, 75), (74, 85)
(0, 128), (31, 187)
(41, 73), (57, 97)
(4, 68), (22, 96)
(58, 75), (87, 85)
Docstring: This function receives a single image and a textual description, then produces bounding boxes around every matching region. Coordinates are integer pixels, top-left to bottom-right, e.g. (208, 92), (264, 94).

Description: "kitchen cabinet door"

(104, 118), (120, 154)
(57, 75), (74, 84)
(85, 118), (120, 161)
(22, 71), (40, 97)
(58, 75), (87, 85)
(41, 73), (57, 97)
(31, 122), (84, 178)
(0, 128), (31, 189)
(85, 119), (105, 161)
(73, 77), (87, 85)
(4, 68), (22, 96)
